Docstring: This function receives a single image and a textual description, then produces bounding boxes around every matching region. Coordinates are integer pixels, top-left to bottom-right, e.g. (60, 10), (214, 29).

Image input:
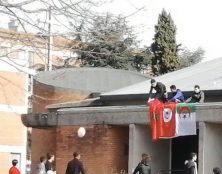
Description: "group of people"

(132, 152), (221, 174)
(36, 153), (55, 174)
(36, 152), (85, 174)
(8, 151), (221, 174)
(148, 79), (205, 103)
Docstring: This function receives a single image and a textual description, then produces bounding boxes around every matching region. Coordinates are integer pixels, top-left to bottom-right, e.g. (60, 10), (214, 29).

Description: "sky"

(98, 0), (222, 61)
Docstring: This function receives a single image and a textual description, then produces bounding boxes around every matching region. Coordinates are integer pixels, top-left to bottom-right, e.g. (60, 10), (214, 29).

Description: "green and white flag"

(175, 103), (196, 136)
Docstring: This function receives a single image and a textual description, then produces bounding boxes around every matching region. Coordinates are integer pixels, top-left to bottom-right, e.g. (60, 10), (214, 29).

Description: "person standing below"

(9, 159), (20, 174)
(184, 152), (198, 174)
(133, 153), (151, 174)
(186, 85), (204, 103)
(168, 85), (185, 103)
(37, 156), (46, 174)
(45, 153), (55, 173)
(148, 79), (167, 102)
(65, 152), (85, 174)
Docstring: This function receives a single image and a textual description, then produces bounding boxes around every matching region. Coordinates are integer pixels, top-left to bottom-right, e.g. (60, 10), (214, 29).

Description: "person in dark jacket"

(148, 79), (167, 102)
(186, 85), (204, 103)
(133, 153), (151, 174)
(45, 153), (55, 173)
(184, 152), (198, 174)
(65, 152), (85, 174)
(168, 85), (185, 102)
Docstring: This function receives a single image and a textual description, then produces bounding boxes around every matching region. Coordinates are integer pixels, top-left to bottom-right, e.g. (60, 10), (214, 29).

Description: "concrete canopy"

(34, 67), (150, 93)
(101, 57), (222, 96)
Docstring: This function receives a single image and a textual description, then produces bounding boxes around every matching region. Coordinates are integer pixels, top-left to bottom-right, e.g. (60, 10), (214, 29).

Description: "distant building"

(0, 28), (79, 174)
(23, 57), (222, 174)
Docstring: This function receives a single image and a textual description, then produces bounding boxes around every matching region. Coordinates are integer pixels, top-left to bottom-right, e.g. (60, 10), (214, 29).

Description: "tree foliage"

(179, 47), (205, 68)
(79, 13), (151, 70)
(0, 1), (151, 72)
(151, 9), (180, 75)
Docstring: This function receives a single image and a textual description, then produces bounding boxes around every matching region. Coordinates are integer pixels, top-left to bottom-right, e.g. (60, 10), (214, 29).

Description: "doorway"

(171, 132), (198, 172)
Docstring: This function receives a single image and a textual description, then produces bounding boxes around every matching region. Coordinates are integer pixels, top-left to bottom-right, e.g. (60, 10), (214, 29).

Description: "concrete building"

(0, 28), (79, 174)
(22, 67), (149, 174)
(23, 57), (222, 174)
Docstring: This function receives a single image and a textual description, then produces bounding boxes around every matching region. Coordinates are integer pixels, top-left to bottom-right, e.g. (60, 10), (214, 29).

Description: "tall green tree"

(79, 13), (150, 70)
(151, 9), (180, 75)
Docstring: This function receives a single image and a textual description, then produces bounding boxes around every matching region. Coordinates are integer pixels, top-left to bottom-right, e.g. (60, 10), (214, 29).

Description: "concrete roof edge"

(21, 102), (222, 127)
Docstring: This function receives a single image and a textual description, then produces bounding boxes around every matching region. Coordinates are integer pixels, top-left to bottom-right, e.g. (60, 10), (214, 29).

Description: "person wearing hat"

(148, 79), (167, 102)
(133, 153), (151, 174)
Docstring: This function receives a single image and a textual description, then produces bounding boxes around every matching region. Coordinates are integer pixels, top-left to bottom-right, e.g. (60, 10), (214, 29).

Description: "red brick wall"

(31, 128), (57, 174)
(31, 83), (129, 174)
(32, 83), (89, 112)
(55, 125), (129, 174)
(31, 83), (90, 174)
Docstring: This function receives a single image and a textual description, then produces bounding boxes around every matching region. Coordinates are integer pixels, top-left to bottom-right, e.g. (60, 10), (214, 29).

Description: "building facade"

(22, 57), (222, 174)
(0, 28), (77, 174)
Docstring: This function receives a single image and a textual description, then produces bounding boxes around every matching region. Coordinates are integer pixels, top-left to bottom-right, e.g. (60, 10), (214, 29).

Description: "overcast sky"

(99, 0), (222, 61)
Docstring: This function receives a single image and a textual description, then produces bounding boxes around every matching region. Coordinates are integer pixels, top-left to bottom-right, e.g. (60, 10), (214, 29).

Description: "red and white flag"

(148, 100), (196, 140)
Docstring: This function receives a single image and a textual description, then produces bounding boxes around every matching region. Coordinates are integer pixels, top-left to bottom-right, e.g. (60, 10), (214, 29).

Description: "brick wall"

(31, 128), (57, 174)
(55, 125), (129, 174)
(31, 83), (90, 174)
(31, 83), (129, 174)
(32, 83), (89, 112)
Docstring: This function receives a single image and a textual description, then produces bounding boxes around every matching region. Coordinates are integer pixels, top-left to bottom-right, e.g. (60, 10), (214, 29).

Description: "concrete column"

(198, 122), (205, 174)
(200, 122), (222, 174)
(128, 124), (170, 174)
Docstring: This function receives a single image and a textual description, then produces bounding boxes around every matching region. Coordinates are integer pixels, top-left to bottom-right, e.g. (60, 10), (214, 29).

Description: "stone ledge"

(22, 102), (222, 127)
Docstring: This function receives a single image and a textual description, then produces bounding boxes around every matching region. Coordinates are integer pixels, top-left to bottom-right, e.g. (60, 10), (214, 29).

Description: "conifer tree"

(151, 9), (180, 75)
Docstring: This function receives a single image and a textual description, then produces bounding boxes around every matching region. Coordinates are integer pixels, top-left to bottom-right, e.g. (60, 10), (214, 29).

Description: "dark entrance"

(171, 132), (198, 173)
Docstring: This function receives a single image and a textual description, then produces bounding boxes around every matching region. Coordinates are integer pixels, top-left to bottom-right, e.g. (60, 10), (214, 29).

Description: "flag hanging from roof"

(148, 99), (163, 140)
(175, 103), (196, 136)
(148, 100), (196, 140)
(160, 102), (176, 138)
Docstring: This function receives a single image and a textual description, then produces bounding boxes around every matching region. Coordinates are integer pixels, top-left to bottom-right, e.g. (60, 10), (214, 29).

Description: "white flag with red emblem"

(175, 103), (196, 136)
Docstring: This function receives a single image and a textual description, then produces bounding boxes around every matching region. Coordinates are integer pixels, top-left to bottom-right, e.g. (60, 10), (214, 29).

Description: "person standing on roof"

(148, 79), (167, 102)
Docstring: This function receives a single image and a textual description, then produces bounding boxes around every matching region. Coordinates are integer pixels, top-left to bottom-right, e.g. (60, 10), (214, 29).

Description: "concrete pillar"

(198, 122), (205, 174)
(128, 124), (170, 174)
(199, 122), (222, 174)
